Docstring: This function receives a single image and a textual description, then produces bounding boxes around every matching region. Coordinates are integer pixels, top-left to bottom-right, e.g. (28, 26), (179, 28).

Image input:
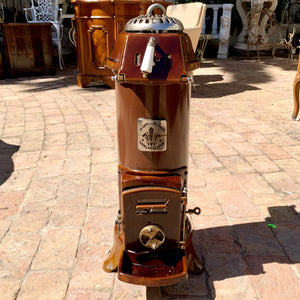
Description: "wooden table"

(1, 23), (55, 76)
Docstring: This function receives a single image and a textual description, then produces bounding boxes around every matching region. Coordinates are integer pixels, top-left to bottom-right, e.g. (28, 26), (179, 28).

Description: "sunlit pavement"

(0, 58), (299, 299)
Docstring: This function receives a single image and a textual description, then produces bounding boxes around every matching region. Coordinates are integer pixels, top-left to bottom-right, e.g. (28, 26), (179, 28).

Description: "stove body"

(103, 4), (202, 286)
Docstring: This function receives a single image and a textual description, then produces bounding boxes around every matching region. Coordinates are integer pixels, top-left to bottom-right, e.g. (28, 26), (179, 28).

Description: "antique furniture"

(0, 3), (2, 78)
(103, 4), (202, 289)
(235, 0), (278, 51)
(244, 9), (295, 59)
(71, 0), (173, 88)
(167, 3), (233, 60)
(167, 3), (233, 59)
(0, 3), (4, 23)
(293, 53), (300, 120)
(166, 2), (206, 53)
(197, 33), (213, 60)
(24, 0), (64, 70)
(0, 49), (3, 78)
(1, 23), (55, 75)
(62, 13), (76, 46)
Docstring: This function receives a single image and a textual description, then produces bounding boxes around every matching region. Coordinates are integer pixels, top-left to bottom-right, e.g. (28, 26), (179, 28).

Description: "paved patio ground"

(0, 57), (299, 300)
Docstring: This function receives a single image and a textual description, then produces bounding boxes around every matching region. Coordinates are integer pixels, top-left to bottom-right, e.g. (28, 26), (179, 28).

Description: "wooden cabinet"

(72, 0), (172, 88)
(0, 48), (3, 78)
(1, 23), (55, 75)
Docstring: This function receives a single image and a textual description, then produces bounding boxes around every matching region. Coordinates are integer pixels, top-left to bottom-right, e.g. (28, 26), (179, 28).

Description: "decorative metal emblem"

(138, 118), (167, 152)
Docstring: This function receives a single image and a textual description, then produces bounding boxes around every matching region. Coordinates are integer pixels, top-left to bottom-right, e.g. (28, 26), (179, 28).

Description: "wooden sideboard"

(0, 48), (3, 77)
(71, 0), (173, 88)
(1, 23), (55, 76)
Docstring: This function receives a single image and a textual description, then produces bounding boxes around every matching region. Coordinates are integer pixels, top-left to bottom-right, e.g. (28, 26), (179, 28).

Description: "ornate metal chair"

(24, 0), (64, 70)
(0, 3), (4, 23)
(246, 9), (295, 60)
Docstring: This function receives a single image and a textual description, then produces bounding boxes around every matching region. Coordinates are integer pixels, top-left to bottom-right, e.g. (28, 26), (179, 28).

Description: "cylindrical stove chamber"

(117, 82), (190, 170)
(103, 4), (202, 286)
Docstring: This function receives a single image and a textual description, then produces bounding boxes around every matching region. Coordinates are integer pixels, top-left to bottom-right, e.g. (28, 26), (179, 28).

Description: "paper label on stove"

(138, 118), (167, 152)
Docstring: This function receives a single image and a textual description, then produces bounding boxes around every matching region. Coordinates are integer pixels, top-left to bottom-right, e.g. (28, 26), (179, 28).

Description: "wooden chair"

(24, 0), (64, 70)
(166, 2), (206, 53)
(293, 53), (300, 120)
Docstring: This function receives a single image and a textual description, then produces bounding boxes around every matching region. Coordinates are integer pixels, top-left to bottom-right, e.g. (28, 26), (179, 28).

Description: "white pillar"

(217, 4), (234, 59)
(212, 6), (219, 36)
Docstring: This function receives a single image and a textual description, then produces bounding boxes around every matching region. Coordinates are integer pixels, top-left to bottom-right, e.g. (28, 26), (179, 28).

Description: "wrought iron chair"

(24, 0), (64, 70)
(247, 9), (296, 60)
(0, 3), (4, 23)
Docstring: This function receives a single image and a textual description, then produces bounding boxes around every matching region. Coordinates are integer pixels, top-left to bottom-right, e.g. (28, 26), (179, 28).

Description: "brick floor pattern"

(0, 58), (299, 299)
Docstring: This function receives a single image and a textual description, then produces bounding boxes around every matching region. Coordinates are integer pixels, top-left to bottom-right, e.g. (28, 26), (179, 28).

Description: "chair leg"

(292, 73), (300, 120)
(52, 23), (64, 70)
(57, 39), (64, 70)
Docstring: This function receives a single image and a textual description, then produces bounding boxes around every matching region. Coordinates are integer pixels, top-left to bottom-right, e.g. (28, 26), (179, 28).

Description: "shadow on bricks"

(161, 205), (300, 299)
(191, 58), (297, 99)
(192, 74), (260, 98)
(0, 140), (20, 185)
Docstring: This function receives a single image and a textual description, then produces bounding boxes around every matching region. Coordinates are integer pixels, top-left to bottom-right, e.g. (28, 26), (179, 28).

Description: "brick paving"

(0, 57), (299, 300)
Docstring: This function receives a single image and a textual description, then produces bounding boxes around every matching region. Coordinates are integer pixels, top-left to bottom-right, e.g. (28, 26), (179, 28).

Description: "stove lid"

(124, 3), (183, 33)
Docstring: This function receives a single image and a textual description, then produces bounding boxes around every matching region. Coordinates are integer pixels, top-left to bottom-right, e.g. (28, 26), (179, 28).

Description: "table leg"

(292, 56), (300, 120)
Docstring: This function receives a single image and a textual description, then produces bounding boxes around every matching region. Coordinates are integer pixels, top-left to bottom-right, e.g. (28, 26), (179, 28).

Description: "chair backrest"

(167, 2), (206, 52)
(167, 2), (206, 30)
(30, 0), (59, 22)
(0, 3), (4, 23)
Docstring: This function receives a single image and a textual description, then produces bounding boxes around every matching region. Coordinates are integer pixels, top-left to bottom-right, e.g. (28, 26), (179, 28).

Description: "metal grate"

(125, 3), (183, 33)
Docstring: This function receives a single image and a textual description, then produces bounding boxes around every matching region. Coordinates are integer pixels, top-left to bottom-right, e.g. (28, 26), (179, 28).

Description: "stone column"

(217, 4), (234, 59)
(212, 6), (219, 36)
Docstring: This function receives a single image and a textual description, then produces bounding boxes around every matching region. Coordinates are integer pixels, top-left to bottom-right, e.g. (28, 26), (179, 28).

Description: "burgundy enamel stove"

(103, 3), (203, 289)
